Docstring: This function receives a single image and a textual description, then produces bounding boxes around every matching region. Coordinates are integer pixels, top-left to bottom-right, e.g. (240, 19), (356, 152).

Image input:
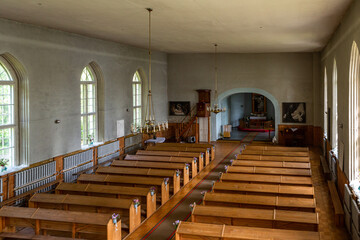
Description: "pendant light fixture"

(208, 44), (226, 114)
(131, 8), (168, 135)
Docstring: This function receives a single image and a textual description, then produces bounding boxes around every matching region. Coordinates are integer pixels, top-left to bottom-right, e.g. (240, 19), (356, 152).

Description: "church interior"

(0, 0), (359, 239)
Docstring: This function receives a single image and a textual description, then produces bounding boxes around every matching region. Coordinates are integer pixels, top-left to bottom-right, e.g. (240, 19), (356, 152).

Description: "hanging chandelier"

(207, 44), (226, 114)
(131, 8), (168, 135)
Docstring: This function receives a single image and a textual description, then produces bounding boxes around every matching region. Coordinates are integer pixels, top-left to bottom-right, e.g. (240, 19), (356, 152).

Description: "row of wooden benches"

(175, 145), (321, 240)
(0, 142), (215, 240)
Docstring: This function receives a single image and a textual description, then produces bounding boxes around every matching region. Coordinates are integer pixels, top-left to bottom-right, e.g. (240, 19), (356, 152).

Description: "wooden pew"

(212, 182), (315, 198)
(237, 154), (310, 162)
(328, 181), (344, 226)
(55, 182), (156, 218)
(0, 206), (121, 239)
(146, 145), (210, 165)
(220, 173), (313, 186)
(28, 193), (141, 233)
(124, 155), (198, 178)
(242, 149), (309, 157)
(203, 192), (316, 212)
(77, 174), (170, 205)
(96, 166), (181, 194)
(226, 166), (312, 177)
(155, 143), (215, 161)
(175, 222), (320, 240)
(0, 232), (86, 239)
(191, 205), (319, 231)
(245, 145), (309, 152)
(136, 150), (204, 170)
(111, 160), (190, 185)
(230, 159), (311, 169)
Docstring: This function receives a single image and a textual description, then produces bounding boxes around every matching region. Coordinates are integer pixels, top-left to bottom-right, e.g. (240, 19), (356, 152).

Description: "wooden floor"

(125, 143), (350, 240)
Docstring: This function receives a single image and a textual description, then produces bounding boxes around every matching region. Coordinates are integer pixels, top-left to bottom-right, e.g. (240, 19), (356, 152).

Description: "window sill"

(350, 180), (360, 201)
(0, 164), (29, 176)
(81, 142), (104, 150)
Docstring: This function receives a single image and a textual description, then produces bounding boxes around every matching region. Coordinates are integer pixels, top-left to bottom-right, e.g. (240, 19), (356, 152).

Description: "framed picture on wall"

(282, 102), (306, 123)
(252, 93), (267, 113)
(169, 101), (191, 116)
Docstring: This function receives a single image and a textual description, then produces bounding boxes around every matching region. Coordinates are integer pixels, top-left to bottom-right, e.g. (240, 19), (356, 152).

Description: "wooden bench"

(203, 192), (316, 212)
(124, 155), (198, 178)
(0, 232), (86, 239)
(155, 143), (215, 161)
(146, 146), (210, 165)
(327, 181), (344, 226)
(191, 205), (319, 231)
(96, 166), (181, 194)
(175, 222), (320, 240)
(136, 150), (205, 170)
(55, 182), (156, 218)
(227, 166), (312, 176)
(28, 193), (141, 233)
(242, 150), (309, 157)
(245, 145), (309, 152)
(111, 160), (190, 185)
(0, 206), (121, 239)
(221, 173), (313, 186)
(212, 182), (315, 198)
(237, 154), (310, 162)
(320, 156), (331, 180)
(77, 174), (170, 205)
(230, 159), (311, 169)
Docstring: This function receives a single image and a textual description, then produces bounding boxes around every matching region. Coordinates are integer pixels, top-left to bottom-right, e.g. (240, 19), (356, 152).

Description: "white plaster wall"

(0, 19), (168, 164)
(168, 52), (318, 140)
(321, 0), (360, 178)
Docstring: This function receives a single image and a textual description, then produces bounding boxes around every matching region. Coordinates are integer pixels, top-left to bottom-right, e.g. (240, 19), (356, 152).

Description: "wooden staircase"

(175, 105), (198, 142)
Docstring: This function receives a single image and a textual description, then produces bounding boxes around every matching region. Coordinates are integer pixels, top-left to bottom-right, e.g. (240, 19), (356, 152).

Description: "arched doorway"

(212, 88), (280, 141)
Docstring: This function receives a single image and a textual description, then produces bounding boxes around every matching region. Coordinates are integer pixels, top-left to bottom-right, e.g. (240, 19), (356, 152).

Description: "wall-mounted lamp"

(54, 119), (61, 124)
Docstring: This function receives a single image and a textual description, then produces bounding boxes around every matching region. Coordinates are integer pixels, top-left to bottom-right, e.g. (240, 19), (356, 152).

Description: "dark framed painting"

(282, 102), (306, 123)
(169, 101), (191, 116)
(252, 93), (267, 113)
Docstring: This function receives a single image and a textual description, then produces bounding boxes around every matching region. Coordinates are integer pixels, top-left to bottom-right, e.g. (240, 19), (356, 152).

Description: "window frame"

(132, 70), (142, 128)
(331, 59), (338, 156)
(80, 65), (98, 146)
(324, 67), (328, 138)
(0, 56), (18, 167)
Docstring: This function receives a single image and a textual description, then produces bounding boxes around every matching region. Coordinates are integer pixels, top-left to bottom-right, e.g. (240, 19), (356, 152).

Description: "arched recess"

(133, 67), (148, 125)
(215, 88), (280, 141)
(1, 52), (29, 166)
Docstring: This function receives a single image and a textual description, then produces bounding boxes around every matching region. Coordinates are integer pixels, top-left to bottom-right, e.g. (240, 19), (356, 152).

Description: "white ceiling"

(0, 0), (353, 53)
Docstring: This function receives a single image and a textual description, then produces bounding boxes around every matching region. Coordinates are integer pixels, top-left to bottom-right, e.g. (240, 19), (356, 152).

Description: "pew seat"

(28, 193), (141, 233)
(124, 155), (198, 178)
(245, 145), (309, 152)
(212, 182), (315, 198)
(242, 150), (309, 157)
(328, 181), (344, 226)
(227, 165), (312, 176)
(203, 192), (316, 212)
(0, 206), (121, 239)
(55, 183), (156, 218)
(77, 174), (170, 205)
(0, 232), (86, 239)
(111, 160), (190, 185)
(155, 142), (215, 161)
(146, 145), (210, 165)
(221, 173), (313, 186)
(96, 166), (181, 194)
(175, 222), (320, 240)
(136, 150), (204, 170)
(237, 154), (310, 162)
(230, 159), (311, 169)
(191, 205), (319, 231)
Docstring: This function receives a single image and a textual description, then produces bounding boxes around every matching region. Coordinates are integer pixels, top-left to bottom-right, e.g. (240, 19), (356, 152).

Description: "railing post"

(54, 156), (64, 181)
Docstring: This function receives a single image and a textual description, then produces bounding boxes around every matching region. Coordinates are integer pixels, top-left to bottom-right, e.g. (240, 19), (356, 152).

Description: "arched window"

(80, 66), (97, 146)
(349, 41), (360, 181)
(0, 57), (18, 167)
(332, 59), (338, 155)
(132, 71), (142, 128)
(324, 68), (328, 138)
